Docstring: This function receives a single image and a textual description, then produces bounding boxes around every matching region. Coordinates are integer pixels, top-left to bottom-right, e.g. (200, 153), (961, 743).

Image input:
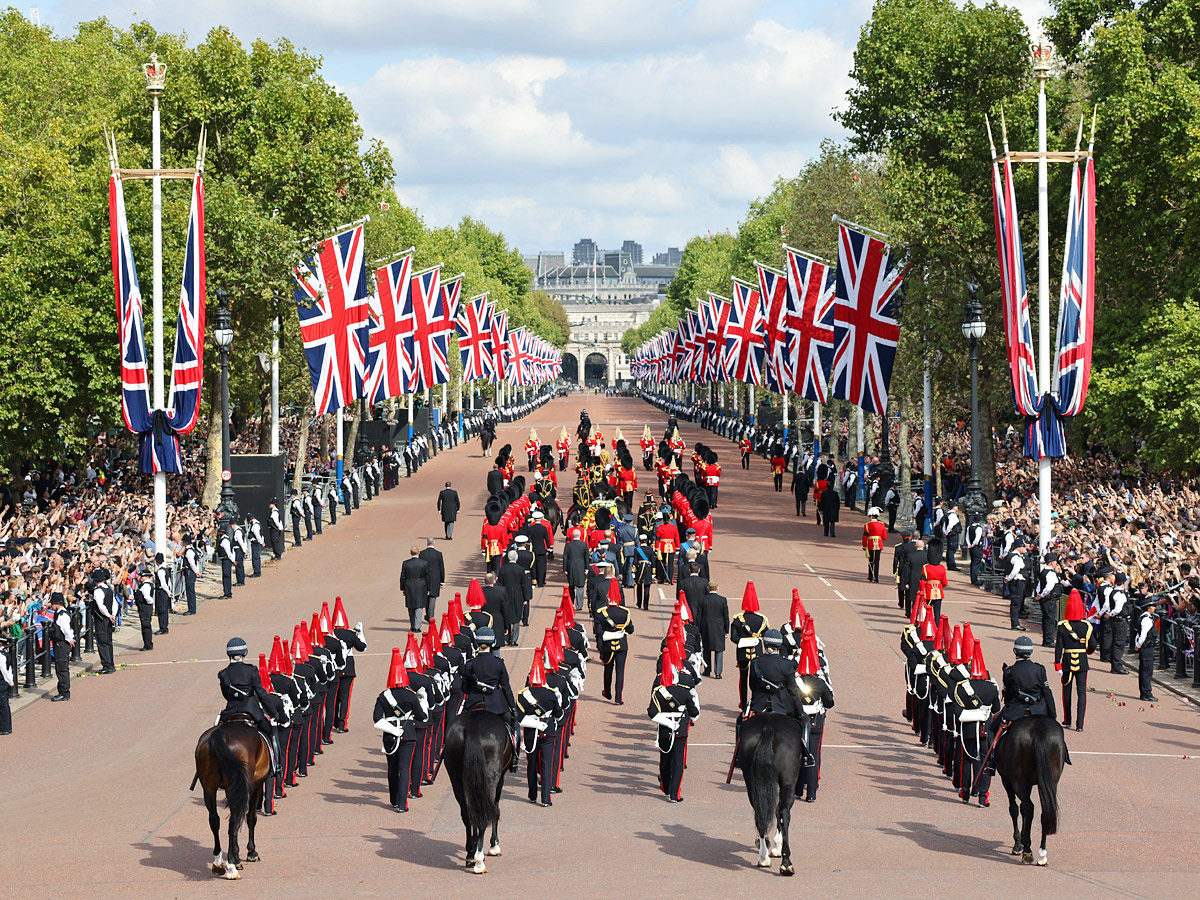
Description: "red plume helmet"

(268, 635), (286, 675)
(660, 652), (676, 687)
(607, 577), (623, 606)
(387, 647), (409, 689)
(961, 622), (976, 653)
(281, 640), (294, 677)
(919, 611), (937, 643)
(332, 596), (349, 630)
(970, 639), (989, 680)
(420, 631), (436, 667)
(529, 652), (547, 687)
(1064, 589), (1086, 621)
(678, 595), (693, 622)
(938, 615), (951, 652)
(559, 593), (576, 628)
(797, 629), (820, 676)
(466, 578), (486, 610)
(741, 581), (760, 613)
(909, 596), (926, 625)
(790, 589), (808, 629)
(949, 624), (963, 665)
(319, 601), (332, 635)
(403, 633), (422, 671)
(440, 614), (455, 646)
(309, 613), (321, 647)
(258, 653), (272, 691)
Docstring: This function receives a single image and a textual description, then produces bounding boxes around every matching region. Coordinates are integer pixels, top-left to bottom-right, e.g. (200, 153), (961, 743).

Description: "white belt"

(373, 717), (404, 737)
(913, 664), (927, 675)
(801, 702), (823, 715)
(519, 715), (549, 732)
(958, 708), (989, 723)
(652, 712), (683, 731)
(602, 630), (623, 642)
(737, 637), (759, 649)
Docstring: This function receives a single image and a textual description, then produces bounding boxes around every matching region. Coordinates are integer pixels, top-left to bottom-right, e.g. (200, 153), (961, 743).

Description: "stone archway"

(562, 352), (579, 383)
(584, 352), (608, 387)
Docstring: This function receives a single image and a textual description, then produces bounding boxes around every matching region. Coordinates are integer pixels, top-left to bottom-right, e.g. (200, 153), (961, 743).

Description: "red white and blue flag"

(784, 246), (836, 403)
(364, 253), (414, 404)
(507, 326), (530, 385)
(489, 308), (509, 384)
(165, 174), (206, 439)
(724, 279), (765, 386)
(111, 174), (152, 441)
(1053, 156), (1096, 419)
(705, 293), (733, 383)
(830, 224), (904, 414)
(756, 262), (789, 391)
(294, 224), (370, 414)
(457, 293), (494, 382)
(402, 265), (448, 393)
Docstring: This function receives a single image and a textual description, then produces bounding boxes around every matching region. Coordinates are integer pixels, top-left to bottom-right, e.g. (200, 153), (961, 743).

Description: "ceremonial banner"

(784, 247), (835, 403)
(724, 279), (765, 386)
(364, 253), (414, 404)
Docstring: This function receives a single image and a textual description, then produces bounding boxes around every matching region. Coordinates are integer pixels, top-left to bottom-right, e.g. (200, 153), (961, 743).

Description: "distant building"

(652, 247), (682, 267)
(620, 240), (643, 264)
(572, 238), (598, 265)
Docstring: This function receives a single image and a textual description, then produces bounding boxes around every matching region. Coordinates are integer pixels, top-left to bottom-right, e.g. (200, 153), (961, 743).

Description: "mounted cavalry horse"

(736, 713), (804, 875)
(191, 718), (271, 879)
(443, 707), (514, 874)
(994, 716), (1066, 865)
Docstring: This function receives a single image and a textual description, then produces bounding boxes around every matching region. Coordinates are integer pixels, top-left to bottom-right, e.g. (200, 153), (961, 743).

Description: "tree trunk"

(898, 397), (913, 520)
(203, 378), (223, 514)
(344, 400), (363, 466)
(292, 398), (311, 493)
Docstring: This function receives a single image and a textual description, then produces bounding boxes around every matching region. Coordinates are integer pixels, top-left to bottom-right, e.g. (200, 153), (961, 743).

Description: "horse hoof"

(487, 845), (502, 857)
(472, 862), (487, 875)
(757, 858), (772, 868)
(779, 863), (795, 876)
(1036, 851), (1048, 867)
(247, 852), (260, 863)
(1011, 842), (1023, 855)
(212, 865), (225, 876)
(1022, 852), (1034, 865)
(224, 868), (241, 881)
(769, 849), (782, 858)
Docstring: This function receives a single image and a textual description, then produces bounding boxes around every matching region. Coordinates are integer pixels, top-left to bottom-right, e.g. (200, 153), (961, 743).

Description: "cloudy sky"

(42, 0), (1049, 257)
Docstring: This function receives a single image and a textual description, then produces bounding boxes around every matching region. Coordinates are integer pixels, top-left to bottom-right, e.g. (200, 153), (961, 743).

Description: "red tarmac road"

(1, 394), (1196, 899)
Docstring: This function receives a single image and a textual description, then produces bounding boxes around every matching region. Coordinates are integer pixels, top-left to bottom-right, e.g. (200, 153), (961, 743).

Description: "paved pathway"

(1, 394), (1195, 899)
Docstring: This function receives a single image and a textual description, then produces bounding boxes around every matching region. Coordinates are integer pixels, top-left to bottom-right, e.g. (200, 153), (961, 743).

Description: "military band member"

(730, 582), (769, 711)
(518, 653), (563, 806)
(595, 581), (634, 704)
(373, 649), (429, 812)
(648, 647), (700, 803)
(1054, 589), (1096, 731)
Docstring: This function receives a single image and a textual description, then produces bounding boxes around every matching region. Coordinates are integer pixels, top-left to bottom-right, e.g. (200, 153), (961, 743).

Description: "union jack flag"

(1053, 156), (1096, 419)
(110, 174), (152, 440)
(674, 316), (693, 383)
(457, 293), (494, 382)
(756, 262), (789, 390)
(294, 224), (370, 414)
(724, 278), (765, 386)
(402, 265), (448, 393)
(830, 223), (905, 414)
(364, 253), (414, 404)
(784, 246), (836, 402)
(705, 293), (733, 383)
(489, 308), (509, 384)
(687, 309), (705, 382)
(440, 273), (463, 342)
(166, 174), (206, 437)
(507, 326), (530, 385)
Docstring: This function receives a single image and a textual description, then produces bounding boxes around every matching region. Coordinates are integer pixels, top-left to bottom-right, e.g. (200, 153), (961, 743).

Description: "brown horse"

(190, 718), (271, 879)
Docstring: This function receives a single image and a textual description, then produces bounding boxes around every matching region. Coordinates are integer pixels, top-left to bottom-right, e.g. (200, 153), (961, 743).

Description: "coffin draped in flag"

(457, 294), (495, 382)
(364, 253), (414, 404)
(109, 168), (207, 475)
(294, 224), (370, 414)
(724, 279), (765, 386)
(784, 247), (836, 403)
(830, 224), (904, 414)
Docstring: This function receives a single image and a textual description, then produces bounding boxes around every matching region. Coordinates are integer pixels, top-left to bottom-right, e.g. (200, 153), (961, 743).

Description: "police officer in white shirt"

(247, 513), (264, 578)
(289, 491), (305, 545)
(965, 519), (985, 586)
(182, 535), (201, 613)
(217, 527), (235, 599)
(90, 567), (118, 674)
(154, 552), (173, 634)
(134, 565), (156, 649)
(0, 637), (14, 733)
(268, 501), (285, 558)
(1004, 542), (1028, 632)
(232, 520), (249, 586)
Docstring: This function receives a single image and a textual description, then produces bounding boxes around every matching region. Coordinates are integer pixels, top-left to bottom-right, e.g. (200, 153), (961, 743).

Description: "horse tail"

(1033, 724), (1060, 837)
(210, 727), (250, 834)
(462, 717), (500, 835)
(749, 724), (778, 839)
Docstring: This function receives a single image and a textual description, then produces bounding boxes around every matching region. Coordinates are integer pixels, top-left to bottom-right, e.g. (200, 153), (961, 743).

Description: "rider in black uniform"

(461, 627), (518, 726)
(747, 629), (815, 766)
(985, 634), (1057, 773)
(218, 637), (283, 775)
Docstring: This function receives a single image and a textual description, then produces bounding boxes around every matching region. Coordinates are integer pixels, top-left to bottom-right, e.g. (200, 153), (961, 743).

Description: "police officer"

(747, 629), (813, 766)
(47, 592), (74, 701)
(986, 635), (1055, 773)
(153, 552), (172, 634)
(268, 501), (285, 560)
(247, 513), (264, 578)
(460, 627), (517, 725)
(311, 484), (324, 535)
(182, 534), (201, 613)
(134, 565), (155, 651)
(1134, 597), (1159, 702)
(1054, 589), (1096, 731)
(302, 487), (315, 540)
(218, 637), (282, 776)
(89, 567), (118, 674)
(231, 520), (248, 586)
(1004, 541), (1028, 631)
(217, 527), (235, 599)
(964, 518), (985, 587)
(1035, 552), (1063, 647)
(1108, 573), (1131, 675)
(289, 491), (304, 546)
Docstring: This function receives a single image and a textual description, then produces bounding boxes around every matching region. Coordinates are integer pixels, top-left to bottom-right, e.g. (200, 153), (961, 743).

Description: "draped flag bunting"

(110, 166), (207, 474)
(1053, 156), (1096, 419)
(364, 253), (414, 404)
(756, 262), (790, 391)
(457, 293), (494, 382)
(294, 224), (370, 415)
(403, 265), (447, 393)
(725, 278), (765, 386)
(784, 246), (836, 403)
(830, 223), (904, 414)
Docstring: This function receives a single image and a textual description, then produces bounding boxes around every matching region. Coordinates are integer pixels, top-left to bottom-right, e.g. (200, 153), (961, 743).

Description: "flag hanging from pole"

(830, 223), (904, 414)
(756, 262), (790, 391)
(457, 293), (494, 382)
(364, 253), (414, 404)
(1053, 156), (1096, 419)
(402, 265), (448, 393)
(784, 247), (835, 403)
(724, 279), (765, 386)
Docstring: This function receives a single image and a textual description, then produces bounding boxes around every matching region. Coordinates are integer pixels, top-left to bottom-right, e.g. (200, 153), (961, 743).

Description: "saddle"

(219, 712), (259, 729)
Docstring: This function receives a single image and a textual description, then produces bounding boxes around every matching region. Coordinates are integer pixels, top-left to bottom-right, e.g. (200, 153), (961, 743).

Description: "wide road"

(1, 394), (1196, 899)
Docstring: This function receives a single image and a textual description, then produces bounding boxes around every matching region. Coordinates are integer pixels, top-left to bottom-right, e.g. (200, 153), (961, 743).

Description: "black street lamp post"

(213, 290), (239, 529)
(962, 282), (988, 529)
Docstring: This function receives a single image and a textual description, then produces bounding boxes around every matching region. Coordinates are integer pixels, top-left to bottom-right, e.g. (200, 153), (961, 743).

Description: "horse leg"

(757, 835), (771, 868)
(1007, 784), (1022, 855)
(226, 805), (242, 877)
(205, 790), (224, 876)
(246, 783), (261, 863)
(778, 799), (794, 877)
(1020, 790), (1036, 864)
(487, 776), (503, 857)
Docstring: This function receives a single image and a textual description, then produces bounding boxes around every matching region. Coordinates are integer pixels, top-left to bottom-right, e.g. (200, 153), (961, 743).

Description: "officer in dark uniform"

(1133, 597), (1159, 702)
(331, 621), (367, 732)
(748, 630), (814, 765)
(268, 501), (285, 560)
(47, 592), (74, 701)
(372, 656), (429, 812)
(89, 568), (118, 674)
(517, 654), (564, 807)
(594, 582), (634, 703)
(460, 627), (517, 724)
(903, 539), (927, 620)
(217, 637), (282, 775)
(892, 532), (914, 611)
(1054, 589), (1096, 730)
(957, 640), (1000, 806)
(730, 583), (769, 710)
(217, 527), (235, 599)
(134, 566), (155, 650)
(648, 649), (700, 803)
(247, 514), (264, 577)
(182, 534), (201, 611)
(986, 635), (1056, 773)
(1036, 552), (1063, 647)
(153, 553), (172, 634)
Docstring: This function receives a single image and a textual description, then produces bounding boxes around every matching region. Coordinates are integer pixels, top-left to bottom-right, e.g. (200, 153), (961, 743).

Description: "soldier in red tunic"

(862, 507), (889, 583)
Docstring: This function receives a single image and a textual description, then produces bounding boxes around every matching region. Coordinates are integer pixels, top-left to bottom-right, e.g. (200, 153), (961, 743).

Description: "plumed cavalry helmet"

(1013, 635), (1034, 657)
(226, 637), (248, 658)
(762, 628), (784, 648)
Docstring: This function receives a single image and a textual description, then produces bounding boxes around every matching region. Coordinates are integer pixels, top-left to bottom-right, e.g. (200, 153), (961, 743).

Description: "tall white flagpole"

(1035, 38), (1053, 558)
(270, 316), (280, 457)
(147, 58), (166, 556)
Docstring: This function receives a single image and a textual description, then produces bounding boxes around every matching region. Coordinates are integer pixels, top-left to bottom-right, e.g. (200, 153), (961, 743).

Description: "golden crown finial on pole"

(1031, 35), (1053, 79)
(143, 52), (166, 94)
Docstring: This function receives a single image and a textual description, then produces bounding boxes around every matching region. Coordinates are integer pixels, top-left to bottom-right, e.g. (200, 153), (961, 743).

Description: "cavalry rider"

(747, 629), (814, 767)
(985, 635), (1057, 774)
(1054, 589), (1096, 731)
(640, 425), (656, 471)
(218, 637), (284, 776)
(461, 627), (518, 731)
(556, 427), (572, 472)
(730, 581), (770, 710)
(517, 653), (564, 807)
(373, 648), (429, 812)
(862, 507), (888, 583)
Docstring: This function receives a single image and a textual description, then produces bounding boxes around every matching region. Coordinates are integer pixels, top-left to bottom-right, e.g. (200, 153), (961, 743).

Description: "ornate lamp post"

(962, 283), (988, 529)
(213, 290), (239, 528)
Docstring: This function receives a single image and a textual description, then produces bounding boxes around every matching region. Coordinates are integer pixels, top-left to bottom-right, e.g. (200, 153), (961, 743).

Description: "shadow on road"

(364, 826), (465, 869)
(633, 823), (749, 870)
(879, 820), (1002, 859)
(134, 834), (220, 882)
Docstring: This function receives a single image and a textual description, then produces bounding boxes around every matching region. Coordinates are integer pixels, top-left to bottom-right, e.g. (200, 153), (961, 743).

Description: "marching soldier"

(1134, 597), (1159, 703)
(919, 539), (948, 622)
(653, 512), (680, 585)
(182, 534), (201, 613)
(648, 647), (700, 803)
(330, 600), (367, 731)
(1054, 589), (1096, 730)
(90, 568), (118, 674)
(730, 582), (769, 710)
(268, 501), (285, 560)
(595, 580), (634, 704)
(517, 653), (563, 806)
(957, 638), (1000, 806)
(373, 648), (429, 812)
(795, 623), (835, 801)
(739, 435), (752, 469)
(557, 427), (572, 471)
(526, 429), (540, 472)
(771, 450), (787, 492)
(631, 534), (655, 610)
(862, 508), (888, 583)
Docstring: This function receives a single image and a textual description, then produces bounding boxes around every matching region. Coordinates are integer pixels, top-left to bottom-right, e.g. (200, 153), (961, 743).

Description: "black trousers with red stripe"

(796, 715), (825, 799)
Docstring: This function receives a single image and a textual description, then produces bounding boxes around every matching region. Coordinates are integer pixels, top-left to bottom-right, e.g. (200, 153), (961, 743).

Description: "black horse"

(443, 708), (514, 874)
(995, 716), (1066, 866)
(737, 714), (803, 875)
(480, 422), (496, 456)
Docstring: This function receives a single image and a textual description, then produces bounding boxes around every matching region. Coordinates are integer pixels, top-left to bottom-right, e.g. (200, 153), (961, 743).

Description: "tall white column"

(270, 316), (280, 457)
(1036, 55), (1052, 556)
(150, 90), (166, 554)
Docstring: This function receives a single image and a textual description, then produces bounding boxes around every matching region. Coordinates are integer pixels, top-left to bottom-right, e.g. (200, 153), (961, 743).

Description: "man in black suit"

(819, 482), (840, 537)
(791, 465), (812, 517)
(696, 581), (730, 678)
(399, 547), (429, 632)
(678, 563), (709, 617)
(498, 551), (530, 646)
(436, 482), (460, 540)
(419, 538), (445, 624)
(481, 572), (508, 639)
(563, 532), (589, 612)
